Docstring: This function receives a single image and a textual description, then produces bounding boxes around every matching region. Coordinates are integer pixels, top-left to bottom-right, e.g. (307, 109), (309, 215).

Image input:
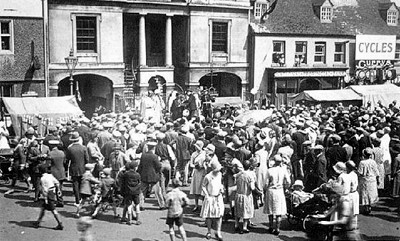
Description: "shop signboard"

(356, 35), (396, 60)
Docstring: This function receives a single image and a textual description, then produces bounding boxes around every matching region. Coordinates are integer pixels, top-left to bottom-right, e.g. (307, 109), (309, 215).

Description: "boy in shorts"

(165, 179), (189, 241)
(33, 165), (63, 230)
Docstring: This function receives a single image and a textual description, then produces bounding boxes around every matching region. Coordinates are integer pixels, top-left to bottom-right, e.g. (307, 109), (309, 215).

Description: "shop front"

(266, 67), (348, 107)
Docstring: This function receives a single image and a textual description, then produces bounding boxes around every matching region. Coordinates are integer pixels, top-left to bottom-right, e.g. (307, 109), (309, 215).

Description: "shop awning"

(347, 84), (400, 109)
(2, 96), (83, 137)
(290, 89), (362, 102)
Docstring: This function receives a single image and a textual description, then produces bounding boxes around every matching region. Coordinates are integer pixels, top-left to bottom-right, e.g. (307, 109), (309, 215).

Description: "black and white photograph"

(1, 0), (400, 240)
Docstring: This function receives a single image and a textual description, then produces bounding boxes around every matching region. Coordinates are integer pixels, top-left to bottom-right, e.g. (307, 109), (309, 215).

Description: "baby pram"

(0, 148), (14, 184)
(286, 190), (332, 227)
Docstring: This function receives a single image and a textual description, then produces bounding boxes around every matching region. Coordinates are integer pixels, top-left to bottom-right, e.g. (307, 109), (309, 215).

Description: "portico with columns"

(123, 10), (188, 100)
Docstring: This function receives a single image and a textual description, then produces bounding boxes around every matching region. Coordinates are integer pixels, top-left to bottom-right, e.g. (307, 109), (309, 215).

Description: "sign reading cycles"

(356, 35), (396, 60)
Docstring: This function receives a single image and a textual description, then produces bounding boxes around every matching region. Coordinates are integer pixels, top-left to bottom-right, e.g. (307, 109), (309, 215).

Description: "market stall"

(290, 89), (362, 107)
(347, 84), (400, 109)
(2, 96), (83, 137)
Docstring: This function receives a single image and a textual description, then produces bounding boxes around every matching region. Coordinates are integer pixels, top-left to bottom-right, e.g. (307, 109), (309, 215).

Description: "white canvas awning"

(2, 96), (83, 136)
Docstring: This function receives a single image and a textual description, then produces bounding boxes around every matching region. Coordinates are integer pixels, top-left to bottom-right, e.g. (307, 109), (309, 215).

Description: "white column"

(165, 14), (173, 67)
(139, 14), (147, 67)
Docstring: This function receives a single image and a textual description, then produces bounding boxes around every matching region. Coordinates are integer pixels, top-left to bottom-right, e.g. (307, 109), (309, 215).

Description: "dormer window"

(254, 1), (269, 19)
(321, 6), (332, 23)
(312, 0), (333, 23)
(387, 9), (398, 26)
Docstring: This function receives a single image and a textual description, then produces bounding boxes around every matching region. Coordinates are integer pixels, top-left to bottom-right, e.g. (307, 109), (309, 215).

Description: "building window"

(272, 41), (285, 66)
(212, 22), (228, 53)
(76, 16), (97, 53)
(254, 2), (269, 19)
(0, 21), (12, 53)
(387, 10), (398, 26)
(314, 42), (326, 63)
(0, 85), (13, 97)
(334, 42), (345, 63)
(320, 6), (332, 23)
(295, 41), (307, 66)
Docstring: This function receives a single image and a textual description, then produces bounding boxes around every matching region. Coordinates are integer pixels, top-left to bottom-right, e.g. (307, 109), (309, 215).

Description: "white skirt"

(200, 195), (224, 218)
(349, 191), (359, 215)
(263, 188), (287, 215)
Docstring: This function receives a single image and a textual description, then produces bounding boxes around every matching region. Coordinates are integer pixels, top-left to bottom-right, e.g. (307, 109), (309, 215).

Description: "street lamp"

(65, 49), (78, 95)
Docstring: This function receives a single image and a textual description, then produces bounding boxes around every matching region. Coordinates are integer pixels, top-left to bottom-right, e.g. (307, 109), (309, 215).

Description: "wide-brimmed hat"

(205, 143), (216, 153)
(217, 130), (227, 137)
(156, 132), (166, 140)
(85, 163), (95, 170)
(312, 144), (324, 150)
(48, 140), (61, 145)
(103, 122), (114, 128)
(333, 162), (347, 174)
(102, 168), (112, 176)
(69, 131), (80, 142)
(147, 141), (157, 147)
(293, 180), (304, 189)
(112, 130), (122, 138)
(345, 160), (356, 171)
(194, 140), (204, 151)
(234, 121), (244, 129)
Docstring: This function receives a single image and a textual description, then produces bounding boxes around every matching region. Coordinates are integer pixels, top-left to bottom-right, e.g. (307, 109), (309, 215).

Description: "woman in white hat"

(263, 154), (291, 235)
(200, 160), (224, 241)
(189, 140), (206, 212)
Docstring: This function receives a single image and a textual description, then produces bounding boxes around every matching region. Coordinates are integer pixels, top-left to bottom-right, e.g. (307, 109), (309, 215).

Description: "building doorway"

(58, 74), (113, 117)
(299, 78), (321, 92)
(199, 72), (241, 97)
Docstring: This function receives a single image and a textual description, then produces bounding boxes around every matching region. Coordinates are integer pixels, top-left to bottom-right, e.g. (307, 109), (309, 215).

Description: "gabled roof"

(311, 0), (332, 7)
(250, 0), (400, 36)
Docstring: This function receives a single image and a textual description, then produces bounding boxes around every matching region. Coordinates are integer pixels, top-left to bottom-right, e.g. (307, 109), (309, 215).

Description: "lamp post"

(65, 49), (78, 95)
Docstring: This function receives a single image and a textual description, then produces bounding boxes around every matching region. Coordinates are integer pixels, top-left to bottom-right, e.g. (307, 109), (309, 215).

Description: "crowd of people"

(2, 90), (400, 240)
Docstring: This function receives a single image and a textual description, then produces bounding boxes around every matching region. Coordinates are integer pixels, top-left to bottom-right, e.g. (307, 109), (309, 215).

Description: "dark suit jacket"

(137, 151), (161, 183)
(67, 142), (89, 177)
(175, 133), (192, 161)
(212, 138), (227, 162)
(50, 148), (66, 180)
(314, 154), (327, 186)
(358, 135), (372, 158)
(325, 145), (347, 177)
(347, 136), (360, 164)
